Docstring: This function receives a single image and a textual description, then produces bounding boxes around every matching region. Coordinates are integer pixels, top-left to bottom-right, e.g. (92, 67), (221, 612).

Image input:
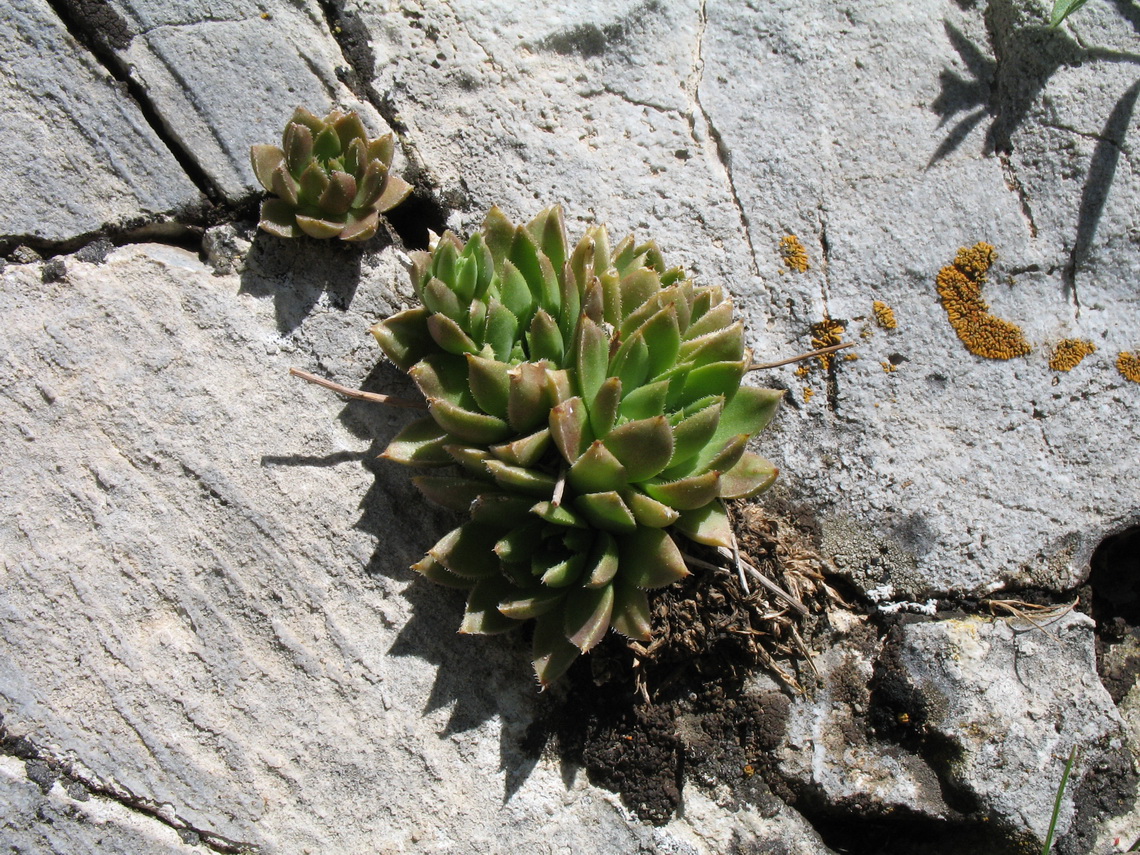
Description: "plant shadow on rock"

(332, 364), (545, 789)
(238, 231), (373, 334)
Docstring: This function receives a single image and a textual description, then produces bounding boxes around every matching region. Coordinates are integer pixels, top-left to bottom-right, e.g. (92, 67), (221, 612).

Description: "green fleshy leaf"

(298, 160), (331, 206)
(252, 143), (287, 191)
(618, 527), (689, 589)
(431, 235), (459, 285)
(528, 309), (564, 363)
(575, 316), (610, 404)
(610, 234), (638, 275)
(604, 416), (674, 482)
(610, 331), (650, 390)
(371, 307), (432, 371)
(467, 233), (496, 300)
(702, 433), (749, 476)
(590, 376), (622, 438)
(558, 261), (581, 344)
(545, 368), (573, 405)
(380, 416), (452, 466)
(498, 586), (565, 620)
(568, 441), (628, 494)
(717, 451), (779, 499)
(538, 206), (568, 281)
(583, 531), (619, 588)
(618, 379), (670, 421)
(461, 576), (522, 635)
(331, 111), (367, 153)
(443, 443), (493, 475)
(564, 583), (614, 652)
(270, 164), (299, 207)
(668, 400), (724, 468)
(295, 214), (343, 239)
(674, 501), (733, 549)
(490, 428), (551, 468)
(1051, 0), (1088, 26)
(423, 276), (464, 321)
(533, 609), (581, 687)
(341, 209), (379, 242)
(499, 260), (536, 327)
(639, 306), (681, 381)
(469, 493), (535, 526)
(643, 470), (722, 510)
(599, 269), (622, 328)
(465, 353), (511, 419)
(426, 313), (480, 356)
(318, 170), (356, 216)
(694, 386), (784, 469)
(683, 300), (734, 341)
(531, 501), (588, 528)
(466, 296), (486, 337)
(623, 490), (680, 528)
(507, 362), (550, 434)
(550, 396), (589, 463)
(411, 475), (488, 512)
(619, 268), (662, 320)
(429, 524), (501, 579)
(409, 354), (469, 403)
(257, 199), (300, 238)
(367, 134), (396, 168)
(569, 231), (597, 295)
(493, 521), (546, 564)
(412, 554), (475, 590)
(678, 360), (746, 405)
(483, 206), (516, 266)
(454, 256), (479, 305)
(582, 276), (604, 324)
(574, 491), (638, 533)
(678, 321), (745, 367)
(485, 460), (557, 496)
(484, 299), (520, 362)
(535, 551), (587, 587)
(611, 582), (652, 640)
(375, 173), (413, 213)
(510, 226), (555, 313)
(428, 398), (511, 444)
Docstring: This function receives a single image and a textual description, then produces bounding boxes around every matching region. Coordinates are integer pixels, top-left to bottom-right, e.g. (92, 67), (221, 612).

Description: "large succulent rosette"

(250, 108), (412, 241)
(373, 206), (782, 685)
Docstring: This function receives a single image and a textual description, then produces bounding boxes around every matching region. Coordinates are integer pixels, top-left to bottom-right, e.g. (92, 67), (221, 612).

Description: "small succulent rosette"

(250, 107), (413, 241)
(373, 206), (782, 685)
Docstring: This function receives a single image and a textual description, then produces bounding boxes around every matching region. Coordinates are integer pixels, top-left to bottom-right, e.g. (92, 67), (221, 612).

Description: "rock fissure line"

(817, 211), (841, 413)
(684, 0), (760, 278)
(0, 721), (258, 854)
(44, 0), (222, 205)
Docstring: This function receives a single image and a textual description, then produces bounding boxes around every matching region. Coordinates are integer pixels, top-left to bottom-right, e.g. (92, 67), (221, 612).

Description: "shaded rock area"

(2, 0), (1139, 853)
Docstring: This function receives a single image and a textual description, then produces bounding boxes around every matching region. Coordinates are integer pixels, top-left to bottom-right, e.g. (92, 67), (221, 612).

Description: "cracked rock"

(0, 0), (201, 247)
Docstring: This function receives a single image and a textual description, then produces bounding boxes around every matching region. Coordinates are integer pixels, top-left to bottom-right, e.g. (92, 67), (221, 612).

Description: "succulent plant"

(250, 108), (412, 241)
(373, 206), (783, 686)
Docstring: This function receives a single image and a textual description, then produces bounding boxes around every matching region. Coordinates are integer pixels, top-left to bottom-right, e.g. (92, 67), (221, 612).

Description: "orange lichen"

(810, 318), (847, 370)
(1049, 339), (1096, 372)
(935, 242), (1030, 360)
(793, 364), (811, 378)
(843, 353), (859, 362)
(872, 300), (897, 330)
(803, 387), (815, 402)
(1117, 351), (1140, 383)
(881, 361), (897, 374)
(780, 235), (810, 272)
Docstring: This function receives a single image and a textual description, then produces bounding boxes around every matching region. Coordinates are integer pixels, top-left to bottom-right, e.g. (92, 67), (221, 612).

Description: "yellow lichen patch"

(810, 318), (847, 370)
(843, 353), (859, 362)
(780, 235), (810, 272)
(1117, 351), (1140, 383)
(881, 361), (897, 374)
(803, 387), (815, 402)
(872, 300), (898, 330)
(1049, 339), (1096, 372)
(935, 242), (1030, 360)
(793, 364), (811, 378)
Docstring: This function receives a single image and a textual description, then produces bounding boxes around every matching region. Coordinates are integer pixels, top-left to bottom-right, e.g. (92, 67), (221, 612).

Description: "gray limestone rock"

(353, 0), (1140, 598)
(0, 0), (200, 246)
(100, 0), (393, 201)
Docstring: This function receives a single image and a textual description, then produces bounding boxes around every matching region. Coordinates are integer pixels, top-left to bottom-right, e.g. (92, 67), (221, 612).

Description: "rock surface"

(0, 0), (201, 247)
(2, 0), (1139, 852)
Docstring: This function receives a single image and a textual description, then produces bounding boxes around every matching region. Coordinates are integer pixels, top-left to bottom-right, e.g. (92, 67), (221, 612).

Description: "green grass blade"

(1041, 745), (1078, 854)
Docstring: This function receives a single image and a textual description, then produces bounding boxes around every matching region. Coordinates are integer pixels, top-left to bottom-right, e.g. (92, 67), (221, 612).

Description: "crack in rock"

(0, 718), (258, 854)
(684, 0), (760, 278)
